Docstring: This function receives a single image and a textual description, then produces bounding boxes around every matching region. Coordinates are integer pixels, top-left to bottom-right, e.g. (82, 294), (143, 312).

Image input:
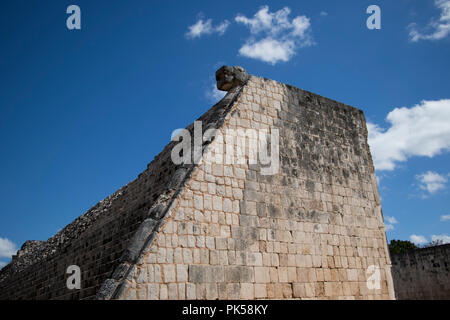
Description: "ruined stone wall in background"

(121, 76), (395, 300)
(391, 244), (450, 299)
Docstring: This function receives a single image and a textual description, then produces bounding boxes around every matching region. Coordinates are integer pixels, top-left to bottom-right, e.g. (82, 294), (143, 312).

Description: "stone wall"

(0, 78), (243, 300)
(0, 67), (395, 300)
(119, 75), (395, 300)
(391, 244), (450, 299)
(0, 145), (175, 299)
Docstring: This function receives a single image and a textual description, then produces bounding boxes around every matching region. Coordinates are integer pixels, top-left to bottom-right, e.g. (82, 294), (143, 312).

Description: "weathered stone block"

(163, 265), (176, 283)
(254, 267), (270, 283)
(225, 266), (254, 283)
(240, 283), (254, 299)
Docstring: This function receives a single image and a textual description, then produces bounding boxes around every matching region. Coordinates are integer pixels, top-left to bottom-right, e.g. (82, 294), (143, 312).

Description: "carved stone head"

(216, 66), (249, 91)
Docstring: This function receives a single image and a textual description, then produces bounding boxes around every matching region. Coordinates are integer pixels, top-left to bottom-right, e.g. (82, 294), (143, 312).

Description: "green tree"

(389, 239), (417, 255)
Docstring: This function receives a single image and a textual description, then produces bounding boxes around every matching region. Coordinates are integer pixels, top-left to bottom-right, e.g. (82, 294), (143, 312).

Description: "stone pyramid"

(0, 66), (395, 300)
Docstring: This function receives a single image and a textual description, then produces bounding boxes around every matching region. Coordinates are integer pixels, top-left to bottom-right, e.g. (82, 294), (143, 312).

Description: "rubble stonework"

(391, 244), (450, 299)
(0, 66), (395, 300)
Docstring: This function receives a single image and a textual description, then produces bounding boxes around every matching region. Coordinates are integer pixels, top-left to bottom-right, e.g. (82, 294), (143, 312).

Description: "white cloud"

(384, 216), (398, 231)
(0, 237), (18, 259)
(416, 171), (447, 194)
(410, 234), (428, 244)
(205, 81), (226, 102)
(235, 6), (313, 65)
(431, 234), (450, 244)
(385, 216), (398, 224)
(186, 18), (230, 39)
(320, 11), (328, 17)
(0, 261), (6, 269)
(186, 19), (212, 39)
(215, 20), (230, 35)
(409, 0), (450, 41)
(440, 214), (450, 221)
(236, 6), (294, 36)
(239, 38), (295, 64)
(367, 99), (450, 171)
(291, 16), (312, 38)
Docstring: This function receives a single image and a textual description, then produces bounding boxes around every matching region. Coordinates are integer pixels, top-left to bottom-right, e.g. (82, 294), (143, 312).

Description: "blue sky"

(1, 0), (449, 268)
